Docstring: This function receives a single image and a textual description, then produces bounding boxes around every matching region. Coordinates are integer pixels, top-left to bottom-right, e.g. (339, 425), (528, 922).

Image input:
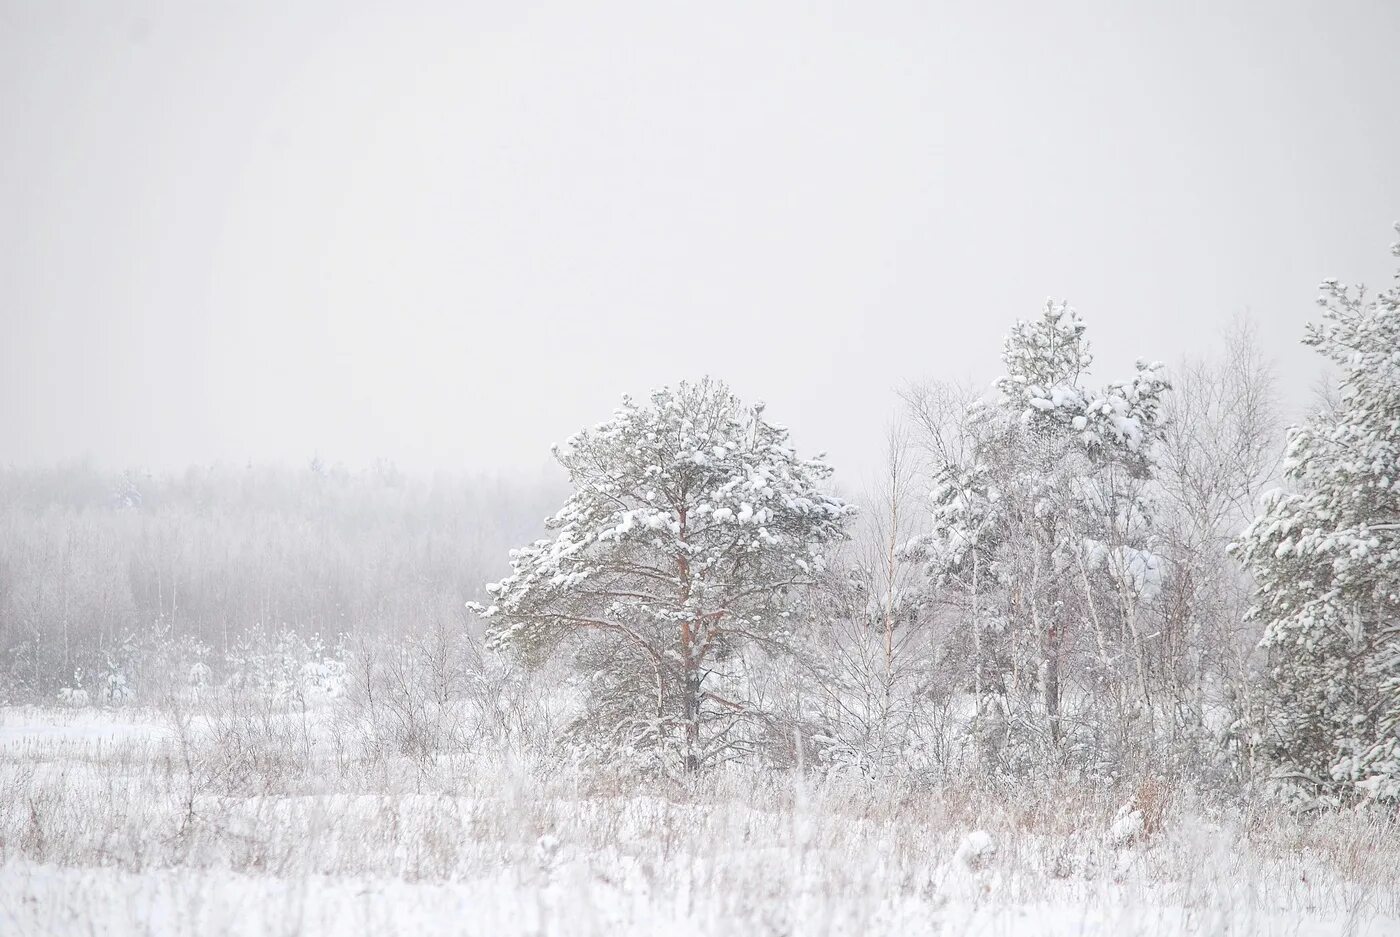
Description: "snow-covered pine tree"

(1233, 225), (1400, 804)
(471, 379), (854, 772)
(906, 302), (1168, 762)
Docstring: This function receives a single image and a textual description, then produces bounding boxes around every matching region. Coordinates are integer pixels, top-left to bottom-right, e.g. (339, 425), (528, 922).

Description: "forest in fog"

(5, 227), (1398, 807)
(0, 315), (1266, 786)
(2, 230), (1398, 936)
(0, 461), (559, 698)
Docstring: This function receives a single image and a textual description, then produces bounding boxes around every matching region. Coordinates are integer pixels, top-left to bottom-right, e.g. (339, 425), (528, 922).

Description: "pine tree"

(907, 303), (1169, 760)
(1233, 225), (1400, 804)
(471, 378), (853, 772)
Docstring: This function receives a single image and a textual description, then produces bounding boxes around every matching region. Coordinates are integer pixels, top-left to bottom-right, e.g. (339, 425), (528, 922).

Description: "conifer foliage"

(906, 303), (1169, 763)
(1233, 226), (1400, 803)
(472, 378), (853, 772)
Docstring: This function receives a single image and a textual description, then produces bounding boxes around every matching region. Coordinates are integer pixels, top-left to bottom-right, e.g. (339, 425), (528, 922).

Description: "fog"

(5, 7), (1400, 933)
(4, 0), (1398, 481)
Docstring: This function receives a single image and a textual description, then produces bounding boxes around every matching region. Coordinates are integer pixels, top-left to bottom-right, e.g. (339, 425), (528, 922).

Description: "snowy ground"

(1, 705), (1396, 936)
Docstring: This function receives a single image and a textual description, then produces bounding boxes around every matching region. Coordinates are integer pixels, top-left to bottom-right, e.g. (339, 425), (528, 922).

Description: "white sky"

(3, 1), (1398, 486)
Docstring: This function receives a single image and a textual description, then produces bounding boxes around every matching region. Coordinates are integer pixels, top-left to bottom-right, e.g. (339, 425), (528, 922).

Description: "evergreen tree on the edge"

(1233, 225), (1400, 804)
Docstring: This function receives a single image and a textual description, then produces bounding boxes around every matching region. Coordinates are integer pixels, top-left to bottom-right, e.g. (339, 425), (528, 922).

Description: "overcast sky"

(3, 0), (1398, 486)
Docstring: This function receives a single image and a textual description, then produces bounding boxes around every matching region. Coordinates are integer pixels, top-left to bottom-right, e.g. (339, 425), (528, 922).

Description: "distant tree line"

(0, 462), (560, 700)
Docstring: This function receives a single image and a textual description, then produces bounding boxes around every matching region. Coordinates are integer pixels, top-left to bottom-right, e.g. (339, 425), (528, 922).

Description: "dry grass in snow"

(1, 704), (1397, 936)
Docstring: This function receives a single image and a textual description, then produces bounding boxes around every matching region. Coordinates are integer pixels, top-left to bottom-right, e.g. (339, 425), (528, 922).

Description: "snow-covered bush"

(335, 621), (532, 766)
(56, 675), (90, 708)
(224, 626), (346, 706)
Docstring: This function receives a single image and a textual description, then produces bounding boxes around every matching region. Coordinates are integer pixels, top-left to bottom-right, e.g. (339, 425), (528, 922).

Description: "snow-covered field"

(2, 705), (1396, 936)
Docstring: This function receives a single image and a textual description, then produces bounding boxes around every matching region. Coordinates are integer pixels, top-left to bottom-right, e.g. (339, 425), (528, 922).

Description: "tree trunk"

(1044, 621), (1063, 745)
(676, 504), (700, 773)
(681, 642), (700, 773)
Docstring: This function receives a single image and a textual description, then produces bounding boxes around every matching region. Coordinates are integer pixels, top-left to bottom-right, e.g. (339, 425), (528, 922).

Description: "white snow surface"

(2, 706), (1397, 937)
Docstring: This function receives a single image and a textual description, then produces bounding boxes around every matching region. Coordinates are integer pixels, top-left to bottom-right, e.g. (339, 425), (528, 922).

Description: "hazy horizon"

(5, 1), (1398, 486)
